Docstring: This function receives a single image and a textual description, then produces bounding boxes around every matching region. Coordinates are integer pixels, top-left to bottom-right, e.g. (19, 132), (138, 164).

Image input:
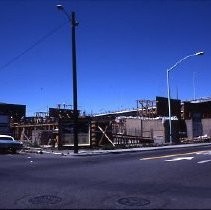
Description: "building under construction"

(92, 96), (182, 147)
(91, 96), (211, 146)
(182, 98), (211, 140)
(1, 96), (211, 149)
(10, 107), (91, 149)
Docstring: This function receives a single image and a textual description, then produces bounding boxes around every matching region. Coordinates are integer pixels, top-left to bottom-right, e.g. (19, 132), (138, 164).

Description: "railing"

(113, 134), (154, 147)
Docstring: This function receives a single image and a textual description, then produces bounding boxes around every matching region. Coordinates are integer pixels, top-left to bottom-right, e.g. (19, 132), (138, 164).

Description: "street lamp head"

(56, 5), (64, 10)
(195, 51), (204, 56)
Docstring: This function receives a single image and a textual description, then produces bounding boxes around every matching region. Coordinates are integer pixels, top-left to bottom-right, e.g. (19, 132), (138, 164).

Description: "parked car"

(0, 135), (23, 153)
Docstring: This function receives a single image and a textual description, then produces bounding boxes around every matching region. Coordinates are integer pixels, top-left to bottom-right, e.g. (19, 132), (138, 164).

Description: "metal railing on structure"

(113, 133), (154, 148)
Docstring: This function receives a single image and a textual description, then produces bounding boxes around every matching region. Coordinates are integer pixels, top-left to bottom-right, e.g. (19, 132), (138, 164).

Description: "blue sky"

(0, 0), (210, 116)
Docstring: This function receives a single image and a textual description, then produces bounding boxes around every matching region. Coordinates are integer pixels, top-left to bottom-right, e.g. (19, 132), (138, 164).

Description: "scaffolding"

(136, 99), (157, 118)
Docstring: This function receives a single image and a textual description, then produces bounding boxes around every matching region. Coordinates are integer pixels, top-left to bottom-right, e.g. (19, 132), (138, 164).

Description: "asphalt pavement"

(2, 143), (211, 209)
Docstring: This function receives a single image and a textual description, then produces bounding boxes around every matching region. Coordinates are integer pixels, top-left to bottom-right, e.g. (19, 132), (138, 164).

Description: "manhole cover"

(28, 195), (62, 205)
(117, 197), (150, 207)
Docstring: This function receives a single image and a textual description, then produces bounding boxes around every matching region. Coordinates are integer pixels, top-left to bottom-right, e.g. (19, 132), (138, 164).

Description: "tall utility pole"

(57, 5), (79, 153)
(71, 11), (79, 154)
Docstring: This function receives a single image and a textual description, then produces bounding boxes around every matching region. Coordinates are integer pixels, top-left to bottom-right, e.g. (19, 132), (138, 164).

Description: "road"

(1, 145), (211, 209)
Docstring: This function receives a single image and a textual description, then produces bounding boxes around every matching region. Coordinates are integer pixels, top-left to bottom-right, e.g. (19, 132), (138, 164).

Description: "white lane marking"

(53, 152), (62, 155)
(200, 151), (211, 155)
(195, 152), (204, 155)
(165, 157), (194, 162)
(195, 151), (211, 155)
(197, 159), (211, 164)
(140, 152), (198, 160)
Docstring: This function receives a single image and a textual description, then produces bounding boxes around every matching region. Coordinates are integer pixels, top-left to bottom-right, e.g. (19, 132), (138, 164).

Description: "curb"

(73, 143), (211, 156)
(20, 142), (211, 157)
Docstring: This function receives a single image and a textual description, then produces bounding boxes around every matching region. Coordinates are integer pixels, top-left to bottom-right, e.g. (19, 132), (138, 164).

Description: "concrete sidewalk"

(20, 142), (211, 157)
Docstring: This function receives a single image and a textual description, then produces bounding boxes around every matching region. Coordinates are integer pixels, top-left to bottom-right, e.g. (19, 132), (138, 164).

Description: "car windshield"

(0, 137), (14, 141)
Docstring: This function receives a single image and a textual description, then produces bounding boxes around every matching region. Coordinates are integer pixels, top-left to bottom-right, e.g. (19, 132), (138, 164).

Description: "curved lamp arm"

(167, 51), (204, 73)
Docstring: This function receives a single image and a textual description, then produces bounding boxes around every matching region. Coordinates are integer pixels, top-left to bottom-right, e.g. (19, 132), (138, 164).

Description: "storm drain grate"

(28, 195), (62, 205)
(117, 197), (150, 207)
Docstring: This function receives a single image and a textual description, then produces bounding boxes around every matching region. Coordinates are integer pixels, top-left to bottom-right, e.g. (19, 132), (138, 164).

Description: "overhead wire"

(0, 21), (68, 71)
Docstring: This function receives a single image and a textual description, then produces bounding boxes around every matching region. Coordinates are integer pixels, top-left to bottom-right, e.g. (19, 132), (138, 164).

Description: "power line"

(0, 21), (68, 71)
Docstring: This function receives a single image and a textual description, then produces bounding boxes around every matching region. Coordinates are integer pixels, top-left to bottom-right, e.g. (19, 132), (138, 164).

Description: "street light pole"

(57, 5), (79, 153)
(167, 68), (172, 144)
(167, 51), (204, 144)
(193, 71), (196, 100)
